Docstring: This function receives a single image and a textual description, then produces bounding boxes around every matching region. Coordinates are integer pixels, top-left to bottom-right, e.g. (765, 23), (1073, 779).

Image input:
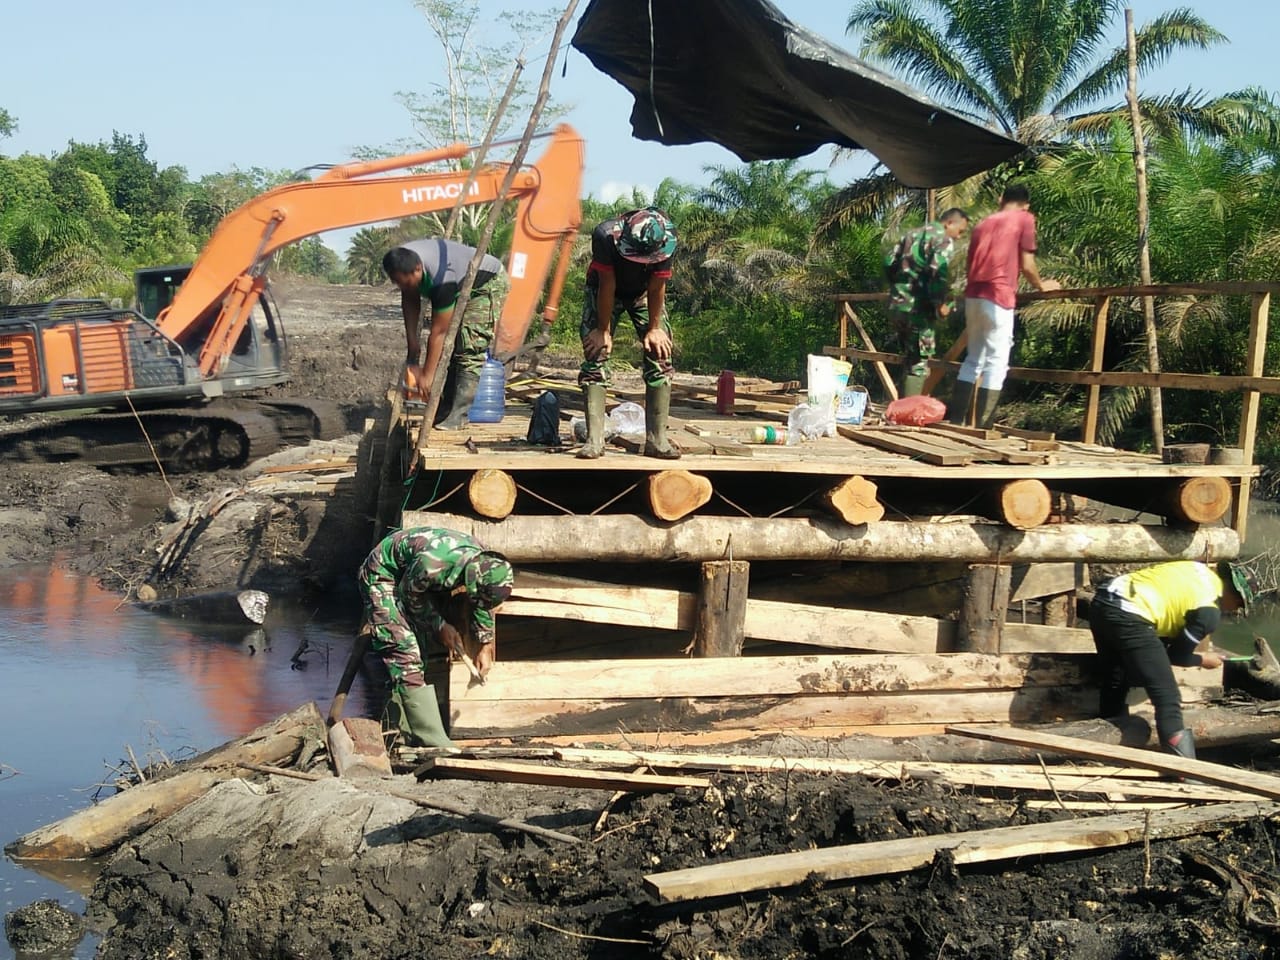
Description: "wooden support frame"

(691, 560), (749, 656)
(1234, 290), (1270, 538)
(839, 302), (898, 400)
(957, 564), (1012, 654)
(1082, 295), (1110, 445)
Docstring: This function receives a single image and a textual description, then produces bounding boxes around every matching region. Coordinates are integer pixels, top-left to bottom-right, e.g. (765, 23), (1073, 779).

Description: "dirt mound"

(85, 768), (1280, 959)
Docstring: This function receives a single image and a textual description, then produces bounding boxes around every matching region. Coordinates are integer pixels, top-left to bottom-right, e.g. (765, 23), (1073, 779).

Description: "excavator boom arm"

(157, 125), (584, 377)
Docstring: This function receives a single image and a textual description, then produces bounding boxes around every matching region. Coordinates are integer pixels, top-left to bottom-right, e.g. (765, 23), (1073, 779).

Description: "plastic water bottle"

(468, 355), (506, 424)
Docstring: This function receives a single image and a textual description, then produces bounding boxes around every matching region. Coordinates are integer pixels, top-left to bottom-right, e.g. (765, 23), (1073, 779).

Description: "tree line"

(4, 0), (1280, 455)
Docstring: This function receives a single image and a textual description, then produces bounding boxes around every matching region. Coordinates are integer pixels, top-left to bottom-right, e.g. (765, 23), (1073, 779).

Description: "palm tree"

(846, 0), (1226, 143)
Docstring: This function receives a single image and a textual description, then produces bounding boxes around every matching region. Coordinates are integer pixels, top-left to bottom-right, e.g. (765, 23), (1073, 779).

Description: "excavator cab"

(134, 265), (192, 319)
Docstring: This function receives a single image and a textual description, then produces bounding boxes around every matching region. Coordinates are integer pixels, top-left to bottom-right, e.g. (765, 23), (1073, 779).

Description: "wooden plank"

(498, 597), (687, 631)
(448, 686), (1106, 738)
(414, 756), (709, 792)
(947, 724), (1280, 799)
(1234, 291), (1269, 537)
(916, 428), (1050, 465)
(450, 653), (1099, 703)
(642, 800), (1280, 902)
(836, 427), (972, 466)
(1010, 563), (1080, 602)
(682, 423), (752, 457)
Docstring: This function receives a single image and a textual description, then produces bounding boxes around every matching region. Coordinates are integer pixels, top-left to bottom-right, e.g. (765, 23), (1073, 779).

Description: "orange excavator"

(0, 125), (584, 469)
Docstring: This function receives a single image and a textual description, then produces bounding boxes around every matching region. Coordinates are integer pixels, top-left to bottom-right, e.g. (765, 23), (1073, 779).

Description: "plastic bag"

(526, 390), (561, 445)
(884, 394), (946, 426)
(607, 401), (645, 437)
(786, 403), (830, 443)
(836, 385), (869, 425)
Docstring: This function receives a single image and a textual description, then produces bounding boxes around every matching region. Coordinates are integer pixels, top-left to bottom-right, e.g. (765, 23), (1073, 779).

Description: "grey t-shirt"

(397, 238), (504, 312)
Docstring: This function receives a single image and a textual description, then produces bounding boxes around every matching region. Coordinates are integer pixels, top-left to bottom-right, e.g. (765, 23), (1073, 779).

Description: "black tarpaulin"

(571, 0), (1025, 188)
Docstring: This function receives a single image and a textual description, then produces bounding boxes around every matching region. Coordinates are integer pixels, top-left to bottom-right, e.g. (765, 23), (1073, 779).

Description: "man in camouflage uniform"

(358, 527), (514, 748)
(383, 239), (510, 430)
(884, 208), (969, 395)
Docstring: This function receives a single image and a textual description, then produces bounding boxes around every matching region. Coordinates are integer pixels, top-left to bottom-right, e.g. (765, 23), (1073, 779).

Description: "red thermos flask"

(716, 369), (735, 415)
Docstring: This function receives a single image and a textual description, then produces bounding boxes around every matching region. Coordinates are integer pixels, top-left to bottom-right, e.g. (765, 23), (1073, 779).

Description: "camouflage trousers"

(578, 288), (674, 388)
(451, 273), (509, 374)
(889, 307), (936, 385)
(360, 576), (446, 692)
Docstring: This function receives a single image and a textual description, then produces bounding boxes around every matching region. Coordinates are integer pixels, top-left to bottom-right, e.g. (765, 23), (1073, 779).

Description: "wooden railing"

(830, 282), (1280, 534)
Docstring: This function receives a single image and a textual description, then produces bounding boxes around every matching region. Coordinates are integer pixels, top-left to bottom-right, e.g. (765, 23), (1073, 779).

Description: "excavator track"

(0, 397), (344, 472)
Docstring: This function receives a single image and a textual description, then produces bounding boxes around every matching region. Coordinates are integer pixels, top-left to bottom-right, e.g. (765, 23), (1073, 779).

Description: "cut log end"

(648, 469), (713, 522)
(822, 475), (884, 525)
(469, 469), (517, 520)
(995, 479), (1052, 530)
(1170, 476), (1231, 525)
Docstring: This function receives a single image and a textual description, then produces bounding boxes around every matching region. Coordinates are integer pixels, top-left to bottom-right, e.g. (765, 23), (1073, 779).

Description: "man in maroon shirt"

(946, 183), (1059, 427)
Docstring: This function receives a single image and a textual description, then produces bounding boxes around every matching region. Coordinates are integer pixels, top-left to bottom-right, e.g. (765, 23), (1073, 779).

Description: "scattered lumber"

(413, 756), (710, 792)
(6, 702), (323, 861)
(648, 469), (713, 521)
(138, 588), (270, 625)
(682, 423), (752, 456)
(821, 475), (884, 525)
(947, 724), (1280, 800)
(643, 800), (1280, 902)
(468, 468), (517, 519)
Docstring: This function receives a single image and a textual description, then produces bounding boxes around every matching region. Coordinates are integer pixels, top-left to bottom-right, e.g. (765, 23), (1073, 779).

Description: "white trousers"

(957, 297), (1014, 390)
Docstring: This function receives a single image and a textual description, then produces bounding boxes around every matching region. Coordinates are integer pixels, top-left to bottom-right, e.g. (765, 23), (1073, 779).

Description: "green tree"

(347, 226), (398, 285)
(0, 108), (16, 139)
(846, 0), (1226, 142)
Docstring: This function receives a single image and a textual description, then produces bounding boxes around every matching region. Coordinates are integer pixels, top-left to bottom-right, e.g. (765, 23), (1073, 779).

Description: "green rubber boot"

(643, 382), (681, 460)
(576, 383), (607, 459)
(436, 369), (479, 431)
(388, 683), (454, 748)
(976, 387), (1002, 429)
(946, 379), (978, 425)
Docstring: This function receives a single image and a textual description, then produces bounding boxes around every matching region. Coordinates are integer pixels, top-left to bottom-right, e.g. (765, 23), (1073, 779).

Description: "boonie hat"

(1221, 561), (1260, 614)
(613, 207), (677, 263)
(465, 552), (514, 643)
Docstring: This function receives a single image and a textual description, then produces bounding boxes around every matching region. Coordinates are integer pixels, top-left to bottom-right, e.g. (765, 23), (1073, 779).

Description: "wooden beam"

(413, 756), (709, 792)
(947, 724), (1280, 799)
(642, 801), (1278, 902)
(1234, 290), (1270, 537)
(409, 512), (1241, 564)
(836, 426), (973, 466)
(692, 560), (749, 656)
(926, 361), (1280, 395)
(1083, 296), (1111, 445)
(844, 302), (898, 400)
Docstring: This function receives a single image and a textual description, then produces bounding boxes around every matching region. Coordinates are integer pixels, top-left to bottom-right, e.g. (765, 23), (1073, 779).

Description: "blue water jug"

(468, 354), (506, 424)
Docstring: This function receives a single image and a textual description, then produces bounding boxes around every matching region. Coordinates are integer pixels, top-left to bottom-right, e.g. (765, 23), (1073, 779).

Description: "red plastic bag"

(884, 395), (946, 426)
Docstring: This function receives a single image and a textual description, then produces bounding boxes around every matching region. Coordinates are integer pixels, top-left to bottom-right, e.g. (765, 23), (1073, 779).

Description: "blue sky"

(2, 1), (1276, 243)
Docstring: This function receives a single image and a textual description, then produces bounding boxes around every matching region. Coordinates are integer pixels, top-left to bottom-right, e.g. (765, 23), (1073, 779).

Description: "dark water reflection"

(0, 564), (369, 960)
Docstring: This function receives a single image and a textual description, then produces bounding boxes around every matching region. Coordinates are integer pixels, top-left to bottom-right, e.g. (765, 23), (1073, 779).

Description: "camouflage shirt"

(360, 527), (511, 641)
(885, 222), (957, 318)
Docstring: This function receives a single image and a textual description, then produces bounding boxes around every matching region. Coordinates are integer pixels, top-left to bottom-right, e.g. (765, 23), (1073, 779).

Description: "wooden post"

(691, 560), (749, 657)
(838, 300), (849, 352)
(1125, 9), (1165, 453)
(957, 563), (1011, 654)
(1234, 290), (1269, 537)
(1083, 295), (1110, 444)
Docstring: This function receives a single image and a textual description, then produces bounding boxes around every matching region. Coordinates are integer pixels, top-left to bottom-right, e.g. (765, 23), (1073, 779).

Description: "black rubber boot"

(643, 382), (681, 460)
(1163, 728), (1196, 760)
(976, 387), (1002, 429)
(946, 379), (978, 425)
(576, 383), (607, 459)
(436, 369), (479, 431)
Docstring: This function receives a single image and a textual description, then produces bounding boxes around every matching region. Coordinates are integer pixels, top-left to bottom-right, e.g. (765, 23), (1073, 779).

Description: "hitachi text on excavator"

(0, 125), (584, 469)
